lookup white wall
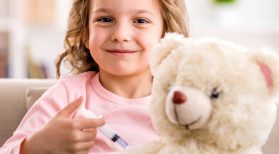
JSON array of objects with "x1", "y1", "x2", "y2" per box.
[
  {"x1": 186, "y1": 0, "x2": 279, "y2": 26},
  {"x1": 22, "y1": 0, "x2": 71, "y2": 78},
  {"x1": 186, "y1": 0, "x2": 279, "y2": 50}
]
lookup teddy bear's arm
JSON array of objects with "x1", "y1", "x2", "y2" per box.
[{"x1": 121, "y1": 140, "x2": 165, "y2": 154}]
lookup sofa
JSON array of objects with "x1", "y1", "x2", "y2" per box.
[
  {"x1": 0, "y1": 79, "x2": 55, "y2": 147},
  {"x1": 0, "y1": 79, "x2": 279, "y2": 153}
]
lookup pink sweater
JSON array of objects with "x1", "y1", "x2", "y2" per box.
[{"x1": 0, "y1": 72, "x2": 158, "y2": 154}]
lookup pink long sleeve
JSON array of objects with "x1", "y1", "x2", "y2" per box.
[{"x1": 0, "y1": 72, "x2": 158, "y2": 154}]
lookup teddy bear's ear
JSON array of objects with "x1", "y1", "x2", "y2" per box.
[
  {"x1": 149, "y1": 33, "x2": 186, "y2": 75},
  {"x1": 251, "y1": 47, "x2": 279, "y2": 96}
]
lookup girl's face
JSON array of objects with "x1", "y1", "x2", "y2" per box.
[{"x1": 88, "y1": 0, "x2": 163, "y2": 77}]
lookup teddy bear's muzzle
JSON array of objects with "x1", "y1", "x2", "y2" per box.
[{"x1": 165, "y1": 86, "x2": 213, "y2": 130}]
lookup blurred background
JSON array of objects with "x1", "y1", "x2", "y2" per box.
[{"x1": 0, "y1": 0, "x2": 278, "y2": 79}]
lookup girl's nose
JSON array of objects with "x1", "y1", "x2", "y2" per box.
[
  {"x1": 172, "y1": 91, "x2": 187, "y2": 104},
  {"x1": 111, "y1": 23, "x2": 132, "y2": 42}
]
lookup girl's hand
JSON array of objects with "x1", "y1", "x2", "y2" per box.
[{"x1": 21, "y1": 97, "x2": 105, "y2": 154}]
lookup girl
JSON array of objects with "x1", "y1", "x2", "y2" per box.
[{"x1": 0, "y1": 0, "x2": 189, "y2": 153}]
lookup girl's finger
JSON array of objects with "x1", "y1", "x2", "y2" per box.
[
  {"x1": 56, "y1": 97, "x2": 83, "y2": 118},
  {"x1": 76, "y1": 150, "x2": 91, "y2": 154},
  {"x1": 77, "y1": 129, "x2": 98, "y2": 142},
  {"x1": 68, "y1": 140, "x2": 95, "y2": 152},
  {"x1": 78, "y1": 140, "x2": 95, "y2": 151},
  {"x1": 74, "y1": 118, "x2": 105, "y2": 130}
]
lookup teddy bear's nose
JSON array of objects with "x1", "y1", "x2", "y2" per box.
[{"x1": 173, "y1": 91, "x2": 187, "y2": 104}]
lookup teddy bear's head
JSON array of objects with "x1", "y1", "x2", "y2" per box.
[{"x1": 149, "y1": 33, "x2": 279, "y2": 150}]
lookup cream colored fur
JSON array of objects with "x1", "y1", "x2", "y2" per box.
[{"x1": 122, "y1": 33, "x2": 279, "y2": 154}]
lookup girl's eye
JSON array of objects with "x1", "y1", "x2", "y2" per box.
[
  {"x1": 97, "y1": 17, "x2": 113, "y2": 23},
  {"x1": 134, "y1": 18, "x2": 150, "y2": 24}
]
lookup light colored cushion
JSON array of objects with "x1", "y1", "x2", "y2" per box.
[{"x1": 25, "y1": 87, "x2": 48, "y2": 109}]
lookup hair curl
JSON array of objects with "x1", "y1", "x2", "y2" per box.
[{"x1": 56, "y1": 0, "x2": 189, "y2": 78}]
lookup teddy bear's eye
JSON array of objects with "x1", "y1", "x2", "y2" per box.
[{"x1": 210, "y1": 87, "x2": 221, "y2": 99}]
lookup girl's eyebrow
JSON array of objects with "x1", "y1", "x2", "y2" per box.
[
  {"x1": 92, "y1": 8, "x2": 110, "y2": 14},
  {"x1": 93, "y1": 8, "x2": 155, "y2": 16}
]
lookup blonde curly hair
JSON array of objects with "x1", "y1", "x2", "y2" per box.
[{"x1": 56, "y1": 0, "x2": 190, "y2": 78}]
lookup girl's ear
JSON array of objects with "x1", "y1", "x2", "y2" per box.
[
  {"x1": 251, "y1": 47, "x2": 279, "y2": 95},
  {"x1": 149, "y1": 32, "x2": 186, "y2": 75}
]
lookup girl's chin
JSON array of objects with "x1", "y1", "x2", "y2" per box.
[{"x1": 102, "y1": 68, "x2": 151, "y2": 77}]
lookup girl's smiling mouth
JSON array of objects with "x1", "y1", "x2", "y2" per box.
[{"x1": 106, "y1": 49, "x2": 137, "y2": 56}]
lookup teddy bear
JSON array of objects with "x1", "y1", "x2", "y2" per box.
[{"x1": 122, "y1": 33, "x2": 279, "y2": 154}]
